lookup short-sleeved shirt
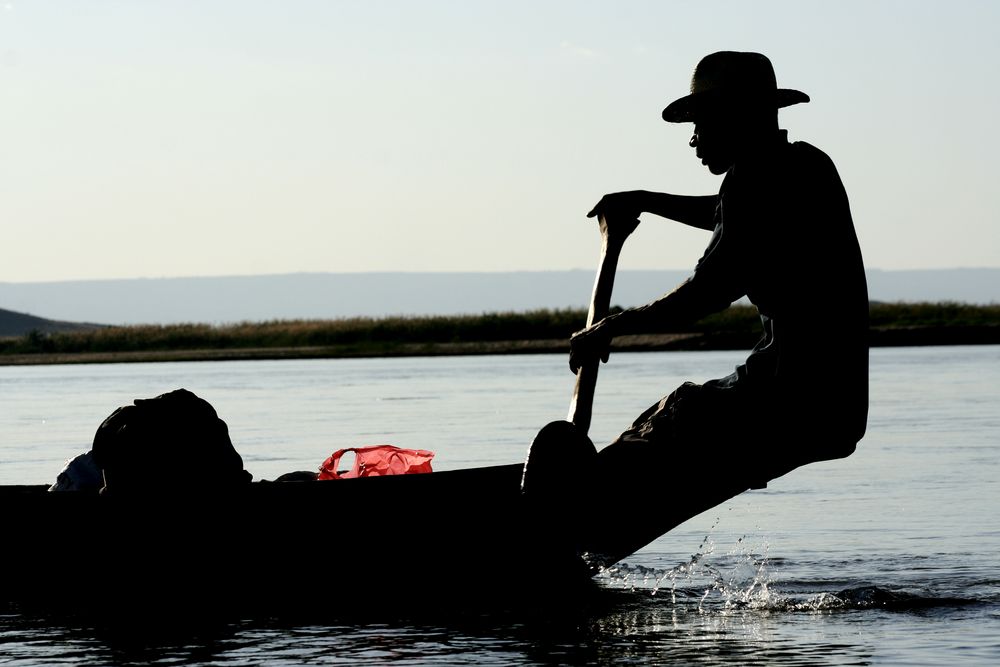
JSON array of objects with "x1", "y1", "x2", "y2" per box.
[{"x1": 668, "y1": 130, "x2": 869, "y2": 447}]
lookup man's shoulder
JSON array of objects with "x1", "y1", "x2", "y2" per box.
[
  {"x1": 787, "y1": 139, "x2": 838, "y2": 172},
  {"x1": 723, "y1": 136, "x2": 845, "y2": 200},
  {"x1": 773, "y1": 139, "x2": 847, "y2": 199}
]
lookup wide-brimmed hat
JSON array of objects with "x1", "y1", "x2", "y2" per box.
[{"x1": 662, "y1": 51, "x2": 809, "y2": 123}]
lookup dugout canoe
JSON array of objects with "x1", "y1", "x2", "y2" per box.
[{"x1": 2, "y1": 449, "x2": 785, "y2": 616}]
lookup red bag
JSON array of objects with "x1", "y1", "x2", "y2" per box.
[{"x1": 318, "y1": 445, "x2": 435, "y2": 480}]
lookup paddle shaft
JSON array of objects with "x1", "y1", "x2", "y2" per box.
[{"x1": 567, "y1": 215, "x2": 632, "y2": 436}]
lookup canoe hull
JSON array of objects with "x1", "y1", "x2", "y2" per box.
[{"x1": 3, "y1": 465, "x2": 594, "y2": 613}]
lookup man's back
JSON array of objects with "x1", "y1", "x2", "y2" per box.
[{"x1": 717, "y1": 133, "x2": 868, "y2": 445}]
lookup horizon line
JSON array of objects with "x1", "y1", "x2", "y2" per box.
[{"x1": 4, "y1": 266, "x2": 1000, "y2": 286}]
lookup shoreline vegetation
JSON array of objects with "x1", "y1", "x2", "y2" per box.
[{"x1": 1, "y1": 302, "x2": 998, "y2": 367}]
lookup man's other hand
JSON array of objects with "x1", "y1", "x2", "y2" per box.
[
  {"x1": 587, "y1": 190, "x2": 648, "y2": 225},
  {"x1": 569, "y1": 320, "x2": 613, "y2": 373}
]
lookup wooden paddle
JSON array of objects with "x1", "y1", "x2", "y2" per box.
[{"x1": 567, "y1": 214, "x2": 638, "y2": 436}]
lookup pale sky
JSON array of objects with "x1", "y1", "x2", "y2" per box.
[{"x1": 2, "y1": 1, "x2": 998, "y2": 282}]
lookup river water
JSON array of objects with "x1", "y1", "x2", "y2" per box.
[{"x1": 1, "y1": 346, "x2": 998, "y2": 665}]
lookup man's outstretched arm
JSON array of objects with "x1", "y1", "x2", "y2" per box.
[{"x1": 588, "y1": 191, "x2": 718, "y2": 231}]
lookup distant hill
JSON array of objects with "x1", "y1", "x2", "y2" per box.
[
  {"x1": 1, "y1": 269, "x2": 997, "y2": 326},
  {"x1": 0, "y1": 308, "x2": 104, "y2": 338}
]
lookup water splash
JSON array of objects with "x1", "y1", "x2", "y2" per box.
[
  {"x1": 699, "y1": 534, "x2": 778, "y2": 614},
  {"x1": 596, "y1": 532, "x2": 976, "y2": 615},
  {"x1": 594, "y1": 518, "x2": 794, "y2": 615},
  {"x1": 592, "y1": 518, "x2": 720, "y2": 603}
]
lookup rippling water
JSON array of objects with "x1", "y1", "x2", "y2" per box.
[{"x1": 2, "y1": 346, "x2": 999, "y2": 665}]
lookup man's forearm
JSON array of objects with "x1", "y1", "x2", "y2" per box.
[
  {"x1": 605, "y1": 298, "x2": 685, "y2": 337},
  {"x1": 604, "y1": 278, "x2": 726, "y2": 337},
  {"x1": 638, "y1": 192, "x2": 718, "y2": 231}
]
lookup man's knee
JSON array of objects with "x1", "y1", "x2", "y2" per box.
[{"x1": 521, "y1": 420, "x2": 597, "y2": 498}]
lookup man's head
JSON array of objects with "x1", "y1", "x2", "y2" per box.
[{"x1": 663, "y1": 52, "x2": 808, "y2": 174}]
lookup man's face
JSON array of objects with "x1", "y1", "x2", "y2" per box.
[{"x1": 689, "y1": 113, "x2": 738, "y2": 175}]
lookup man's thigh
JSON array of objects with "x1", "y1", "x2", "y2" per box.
[{"x1": 613, "y1": 381, "x2": 751, "y2": 449}]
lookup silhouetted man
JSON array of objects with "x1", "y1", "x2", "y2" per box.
[{"x1": 572, "y1": 52, "x2": 868, "y2": 482}]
